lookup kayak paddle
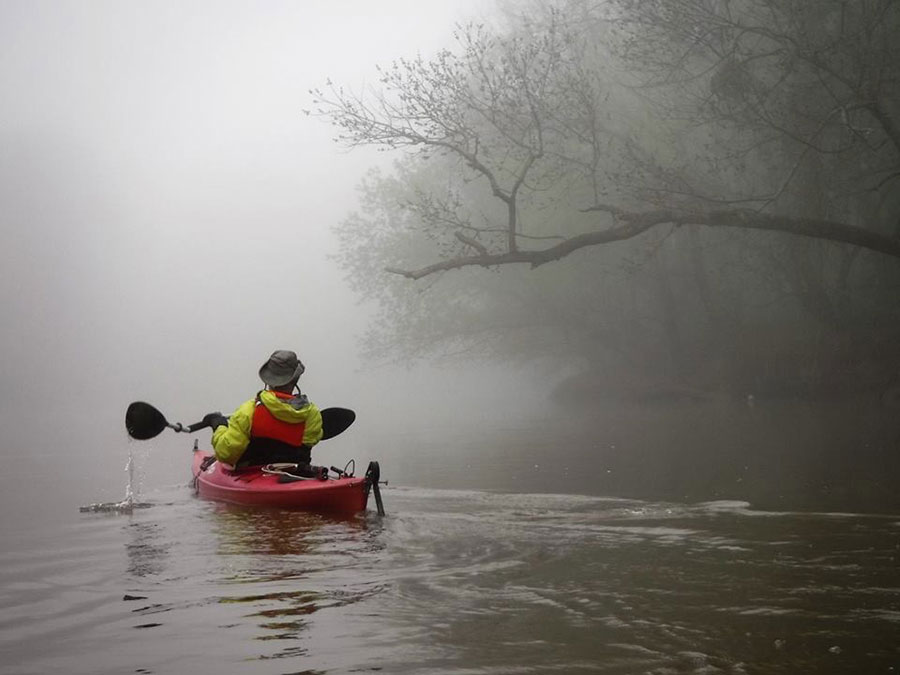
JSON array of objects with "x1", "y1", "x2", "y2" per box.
[
  {"x1": 320, "y1": 407, "x2": 356, "y2": 440},
  {"x1": 125, "y1": 401, "x2": 356, "y2": 441},
  {"x1": 125, "y1": 401, "x2": 206, "y2": 439}
]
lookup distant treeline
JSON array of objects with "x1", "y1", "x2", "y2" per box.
[{"x1": 316, "y1": 0, "x2": 900, "y2": 404}]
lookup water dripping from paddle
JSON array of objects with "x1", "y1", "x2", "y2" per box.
[{"x1": 79, "y1": 438, "x2": 152, "y2": 514}]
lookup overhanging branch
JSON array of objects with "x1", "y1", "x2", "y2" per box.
[{"x1": 384, "y1": 206, "x2": 900, "y2": 279}]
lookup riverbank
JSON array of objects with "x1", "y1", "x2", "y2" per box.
[{"x1": 376, "y1": 399, "x2": 900, "y2": 513}]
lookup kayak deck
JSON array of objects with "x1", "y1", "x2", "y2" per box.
[{"x1": 191, "y1": 451, "x2": 370, "y2": 513}]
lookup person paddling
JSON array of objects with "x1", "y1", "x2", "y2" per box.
[{"x1": 206, "y1": 350, "x2": 324, "y2": 468}]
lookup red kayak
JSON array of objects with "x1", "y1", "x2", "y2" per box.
[{"x1": 191, "y1": 450, "x2": 382, "y2": 514}]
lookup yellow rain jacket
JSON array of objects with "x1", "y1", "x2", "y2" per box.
[{"x1": 211, "y1": 390, "x2": 323, "y2": 465}]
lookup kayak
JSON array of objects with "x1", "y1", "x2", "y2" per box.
[{"x1": 191, "y1": 450, "x2": 381, "y2": 514}]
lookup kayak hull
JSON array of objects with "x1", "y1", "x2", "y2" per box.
[{"x1": 191, "y1": 451, "x2": 369, "y2": 513}]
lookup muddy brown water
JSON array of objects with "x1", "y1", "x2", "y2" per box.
[{"x1": 1, "y1": 401, "x2": 898, "y2": 674}]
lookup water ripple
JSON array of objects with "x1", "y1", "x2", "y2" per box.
[{"x1": 2, "y1": 484, "x2": 899, "y2": 674}]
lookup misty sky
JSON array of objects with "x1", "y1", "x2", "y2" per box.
[{"x1": 1, "y1": 0, "x2": 550, "y2": 480}]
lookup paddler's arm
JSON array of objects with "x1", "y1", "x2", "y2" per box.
[
  {"x1": 211, "y1": 399, "x2": 255, "y2": 465},
  {"x1": 301, "y1": 402, "x2": 323, "y2": 446}
]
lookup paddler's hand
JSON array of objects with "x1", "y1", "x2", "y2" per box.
[{"x1": 202, "y1": 412, "x2": 229, "y2": 430}]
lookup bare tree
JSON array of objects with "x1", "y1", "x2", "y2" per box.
[{"x1": 314, "y1": 3, "x2": 900, "y2": 280}]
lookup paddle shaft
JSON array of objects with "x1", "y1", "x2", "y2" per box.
[
  {"x1": 127, "y1": 401, "x2": 354, "y2": 441},
  {"x1": 169, "y1": 420, "x2": 214, "y2": 434}
]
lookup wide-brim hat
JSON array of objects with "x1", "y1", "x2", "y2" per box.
[{"x1": 258, "y1": 349, "x2": 305, "y2": 387}]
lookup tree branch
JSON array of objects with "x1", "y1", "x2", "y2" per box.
[
  {"x1": 454, "y1": 231, "x2": 489, "y2": 255},
  {"x1": 385, "y1": 206, "x2": 900, "y2": 279}
]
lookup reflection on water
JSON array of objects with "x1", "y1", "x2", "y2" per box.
[
  {"x1": 203, "y1": 504, "x2": 387, "y2": 662},
  {"x1": 209, "y1": 503, "x2": 371, "y2": 557},
  {"x1": 2, "y1": 482, "x2": 899, "y2": 674},
  {"x1": 125, "y1": 521, "x2": 169, "y2": 577}
]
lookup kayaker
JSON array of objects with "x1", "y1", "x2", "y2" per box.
[{"x1": 205, "y1": 350, "x2": 324, "y2": 468}]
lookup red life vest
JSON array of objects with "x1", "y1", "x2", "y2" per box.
[{"x1": 250, "y1": 391, "x2": 306, "y2": 447}]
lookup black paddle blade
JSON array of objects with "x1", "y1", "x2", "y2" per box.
[
  {"x1": 125, "y1": 401, "x2": 169, "y2": 440},
  {"x1": 320, "y1": 407, "x2": 356, "y2": 440}
]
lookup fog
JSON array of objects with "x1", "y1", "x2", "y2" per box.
[
  {"x1": 1, "y1": 1, "x2": 545, "y2": 504},
  {"x1": 3, "y1": 7, "x2": 899, "y2": 674},
  {"x1": 3, "y1": 2, "x2": 898, "y2": 518}
]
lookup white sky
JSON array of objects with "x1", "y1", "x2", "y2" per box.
[{"x1": 1, "y1": 1, "x2": 547, "y2": 475}]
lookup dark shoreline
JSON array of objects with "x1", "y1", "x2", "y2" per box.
[{"x1": 385, "y1": 399, "x2": 900, "y2": 514}]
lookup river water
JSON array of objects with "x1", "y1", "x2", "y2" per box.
[{"x1": 1, "y1": 404, "x2": 899, "y2": 674}]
